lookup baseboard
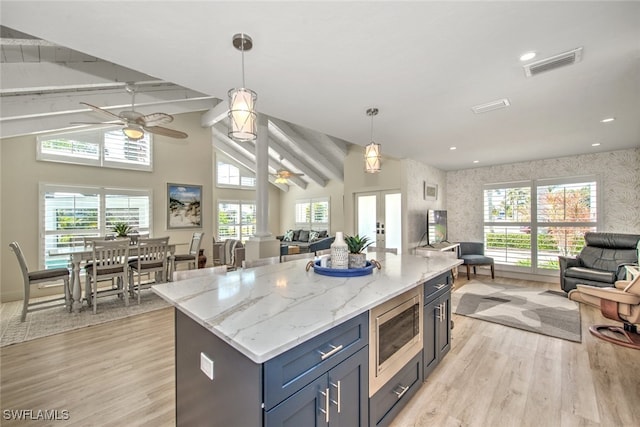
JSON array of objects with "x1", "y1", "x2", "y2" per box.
[{"x1": 456, "y1": 266, "x2": 558, "y2": 284}]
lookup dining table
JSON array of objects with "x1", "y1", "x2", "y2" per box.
[{"x1": 49, "y1": 242, "x2": 177, "y2": 313}]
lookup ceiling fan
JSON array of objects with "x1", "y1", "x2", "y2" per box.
[
  {"x1": 271, "y1": 157, "x2": 304, "y2": 184},
  {"x1": 73, "y1": 82, "x2": 188, "y2": 140}
]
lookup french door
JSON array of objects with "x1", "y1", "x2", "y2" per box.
[{"x1": 355, "y1": 191, "x2": 401, "y2": 252}]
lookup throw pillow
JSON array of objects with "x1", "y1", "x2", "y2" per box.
[
  {"x1": 319, "y1": 230, "x2": 328, "y2": 238},
  {"x1": 283, "y1": 230, "x2": 294, "y2": 242},
  {"x1": 309, "y1": 231, "x2": 320, "y2": 242},
  {"x1": 293, "y1": 229, "x2": 302, "y2": 241},
  {"x1": 298, "y1": 230, "x2": 310, "y2": 242}
]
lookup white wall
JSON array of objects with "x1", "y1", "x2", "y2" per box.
[
  {"x1": 1, "y1": 112, "x2": 214, "y2": 302},
  {"x1": 401, "y1": 159, "x2": 447, "y2": 251}
]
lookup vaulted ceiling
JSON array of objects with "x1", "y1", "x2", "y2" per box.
[{"x1": 1, "y1": 1, "x2": 639, "y2": 179}]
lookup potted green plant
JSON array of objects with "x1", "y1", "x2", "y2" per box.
[
  {"x1": 345, "y1": 234, "x2": 373, "y2": 269},
  {"x1": 111, "y1": 222, "x2": 133, "y2": 238}
]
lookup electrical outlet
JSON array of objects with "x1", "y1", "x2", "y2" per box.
[{"x1": 200, "y1": 352, "x2": 214, "y2": 380}]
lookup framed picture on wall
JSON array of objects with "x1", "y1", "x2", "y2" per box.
[
  {"x1": 167, "y1": 183, "x2": 202, "y2": 229},
  {"x1": 424, "y1": 182, "x2": 438, "y2": 200}
]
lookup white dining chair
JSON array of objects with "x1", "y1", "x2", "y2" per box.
[
  {"x1": 173, "y1": 232, "x2": 204, "y2": 271},
  {"x1": 85, "y1": 239, "x2": 130, "y2": 314},
  {"x1": 9, "y1": 241, "x2": 71, "y2": 321},
  {"x1": 129, "y1": 237, "x2": 170, "y2": 304}
]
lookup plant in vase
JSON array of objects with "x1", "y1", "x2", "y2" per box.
[
  {"x1": 111, "y1": 222, "x2": 133, "y2": 238},
  {"x1": 345, "y1": 234, "x2": 373, "y2": 269}
]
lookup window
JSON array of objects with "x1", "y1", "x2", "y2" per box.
[
  {"x1": 483, "y1": 176, "x2": 598, "y2": 274},
  {"x1": 217, "y1": 201, "x2": 256, "y2": 242},
  {"x1": 38, "y1": 127, "x2": 152, "y2": 171},
  {"x1": 41, "y1": 184, "x2": 151, "y2": 269},
  {"x1": 295, "y1": 198, "x2": 330, "y2": 231},
  {"x1": 216, "y1": 159, "x2": 255, "y2": 188}
]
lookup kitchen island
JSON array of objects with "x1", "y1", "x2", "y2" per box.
[{"x1": 153, "y1": 252, "x2": 462, "y2": 426}]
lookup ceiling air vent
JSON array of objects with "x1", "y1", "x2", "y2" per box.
[
  {"x1": 471, "y1": 98, "x2": 510, "y2": 114},
  {"x1": 523, "y1": 47, "x2": 583, "y2": 77}
]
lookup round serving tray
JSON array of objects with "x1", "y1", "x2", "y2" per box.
[{"x1": 306, "y1": 259, "x2": 380, "y2": 277}]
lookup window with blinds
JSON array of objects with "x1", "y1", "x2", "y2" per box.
[
  {"x1": 41, "y1": 185, "x2": 151, "y2": 269},
  {"x1": 483, "y1": 176, "x2": 598, "y2": 274},
  {"x1": 295, "y1": 198, "x2": 329, "y2": 231},
  {"x1": 217, "y1": 201, "x2": 256, "y2": 242},
  {"x1": 37, "y1": 127, "x2": 152, "y2": 171}
]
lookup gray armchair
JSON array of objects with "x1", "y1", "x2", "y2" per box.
[
  {"x1": 559, "y1": 232, "x2": 640, "y2": 292},
  {"x1": 458, "y1": 242, "x2": 495, "y2": 280}
]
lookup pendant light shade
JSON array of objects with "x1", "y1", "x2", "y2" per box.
[
  {"x1": 228, "y1": 33, "x2": 257, "y2": 142},
  {"x1": 364, "y1": 108, "x2": 381, "y2": 173}
]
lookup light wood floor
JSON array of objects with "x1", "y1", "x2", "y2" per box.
[{"x1": 1, "y1": 276, "x2": 638, "y2": 427}]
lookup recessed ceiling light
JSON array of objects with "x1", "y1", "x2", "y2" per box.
[
  {"x1": 450, "y1": 146, "x2": 457, "y2": 150},
  {"x1": 520, "y1": 51, "x2": 536, "y2": 61},
  {"x1": 592, "y1": 143, "x2": 601, "y2": 147},
  {"x1": 473, "y1": 160, "x2": 479, "y2": 164},
  {"x1": 600, "y1": 117, "x2": 615, "y2": 123}
]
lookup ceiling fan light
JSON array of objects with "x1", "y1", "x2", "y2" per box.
[
  {"x1": 274, "y1": 176, "x2": 288, "y2": 184},
  {"x1": 122, "y1": 124, "x2": 144, "y2": 140},
  {"x1": 228, "y1": 87, "x2": 257, "y2": 141},
  {"x1": 364, "y1": 142, "x2": 381, "y2": 173}
]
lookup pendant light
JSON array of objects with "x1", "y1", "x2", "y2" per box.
[
  {"x1": 228, "y1": 33, "x2": 257, "y2": 142},
  {"x1": 364, "y1": 107, "x2": 381, "y2": 173}
]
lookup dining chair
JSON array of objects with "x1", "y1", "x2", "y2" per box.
[
  {"x1": 281, "y1": 252, "x2": 315, "y2": 262},
  {"x1": 82, "y1": 235, "x2": 125, "y2": 301},
  {"x1": 129, "y1": 237, "x2": 170, "y2": 304},
  {"x1": 9, "y1": 241, "x2": 71, "y2": 322},
  {"x1": 367, "y1": 247, "x2": 398, "y2": 254},
  {"x1": 173, "y1": 232, "x2": 204, "y2": 271},
  {"x1": 85, "y1": 239, "x2": 130, "y2": 314},
  {"x1": 242, "y1": 256, "x2": 280, "y2": 269}
]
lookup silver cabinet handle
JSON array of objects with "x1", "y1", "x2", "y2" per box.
[
  {"x1": 435, "y1": 283, "x2": 446, "y2": 289},
  {"x1": 319, "y1": 387, "x2": 330, "y2": 423},
  {"x1": 436, "y1": 303, "x2": 443, "y2": 321},
  {"x1": 319, "y1": 344, "x2": 343, "y2": 360},
  {"x1": 330, "y1": 380, "x2": 341, "y2": 413},
  {"x1": 393, "y1": 384, "x2": 409, "y2": 399}
]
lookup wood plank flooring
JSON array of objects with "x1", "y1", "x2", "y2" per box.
[{"x1": 1, "y1": 276, "x2": 638, "y2": 426}]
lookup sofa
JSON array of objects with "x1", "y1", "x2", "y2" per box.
[
  {"x1": 277, "y1": 229, "x2": 335, "y2": 255},
  {"x1": 559, "y1": 232, "x2": 640, "y2": 292}
]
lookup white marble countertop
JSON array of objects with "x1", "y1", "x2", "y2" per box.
[{"x1": 153, "y1": 252, "x2": 462, "y2": 364}]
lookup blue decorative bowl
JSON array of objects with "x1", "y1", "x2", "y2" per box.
[{"x1": 311, "y1": 260, "x2": 376, "y2": 277}]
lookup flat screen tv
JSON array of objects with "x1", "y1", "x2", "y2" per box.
[{"x1": 427, "y1": 210, "x2": 448, "y2": 245}]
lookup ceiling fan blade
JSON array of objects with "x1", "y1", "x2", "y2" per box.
[
  {"x1": 144, "y1": 126, "x2": 188, "y2": 139},
  {"x1": 140, "y1": 112, "x2": 173, "y2": 127},
  {"x1": 80, "y1": 102, "x2": 122, "y2": 121}
]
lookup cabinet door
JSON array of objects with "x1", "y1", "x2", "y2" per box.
[
  {"x1": 265, "y1": 375, "x2": 328, "y2": 427},
  {"x1": 328, "y1": 347, "x2": 368, "y2": 427},
  {"x1": 437, "y1": 292, "x2": 451, "y2": 358},
  {"x1": 423, "y1": 298, "x2": 438, "y2": 379}
]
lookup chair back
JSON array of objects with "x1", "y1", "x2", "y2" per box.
[
  {"x1": 458, "y1": 242, "x2": 485, "y2": 257},
  {"x1": 134, "y1": 237, "x2": 170, "y2": 269},
  {"x1": 9, "y1": 241, "x2": 30, "y2": 281},
  {"x1": 242, "y1": 257, "x2": 280, "y2": 269},
  {"x1": 91, "y1": 239, "x2": 130, "y2": 273},
  {"x1": 188, "y1": 232, "x2": 204, "y2": 256}
]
